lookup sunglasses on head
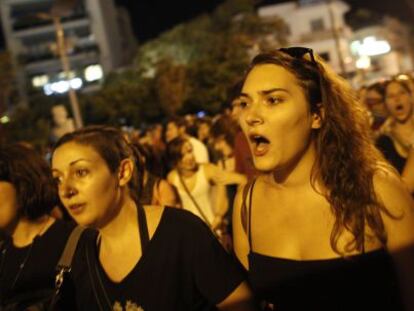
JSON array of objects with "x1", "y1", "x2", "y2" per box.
[{"x1": 279, "y1": 47, "x2": 316, "y2": 64}]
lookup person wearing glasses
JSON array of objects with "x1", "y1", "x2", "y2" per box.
[
  {"x1": 232, "y1": 48, "x2": 414, "y2": 311},
  {"x1": 51, "y1": 125, "x2": 256, "y2": 311}
]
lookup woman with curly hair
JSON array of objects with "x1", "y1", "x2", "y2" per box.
[{"x1": 232, "y1": 47, "x2": 414, "y2": 310}]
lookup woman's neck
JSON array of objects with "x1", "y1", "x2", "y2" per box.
[
  {"x1": 11, "y1": 215, "x2": 53, "y2": 247},
  {"x1": 178, "y1": 166, "x2": 198, "y2": 178},
  {"x1": 392, "y1": 116, "x2": 414, "y2": 132},
  {"x1": 271, "y1": 141, "x2": 317, "y2": 189},
  {"x1": 99, "y1": 197, "x2": 138, "y2": 244}
]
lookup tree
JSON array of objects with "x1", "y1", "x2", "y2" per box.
[{"x1": 132, "y1": 0, "x2": 288, "y2": 116}]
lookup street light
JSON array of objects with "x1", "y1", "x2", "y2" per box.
[{"x1": 36, "y1": 0, "x2": 83, "y2": 129}]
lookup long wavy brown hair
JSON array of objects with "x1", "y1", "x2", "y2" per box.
[{"x1": 243, "y1": 49, "x2": 396, "y2": 254}]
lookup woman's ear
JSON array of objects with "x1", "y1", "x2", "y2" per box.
[
  {"x1": 118, "y1": 158, "x2": 134, "y2": 186},
  {"x1": 311, "y1": 105, "x2": 324, "y2": 129}
]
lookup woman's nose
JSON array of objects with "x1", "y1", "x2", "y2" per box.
[
  {"x1": 244, "y1": 104, "x2": 264, "y2": 127},
  {"x1": 61, "y1": 181, "x2": 78, "y2": 199}
]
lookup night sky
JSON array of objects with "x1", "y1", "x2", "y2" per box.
[
  {"x1": 117, "y1": 0, "x2": 414, "y2": 43},
  {"x1": 0, "y1": 0, "x2": 412, "y2": 49}
]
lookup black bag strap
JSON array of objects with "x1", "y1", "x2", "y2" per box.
[
  {"x1": 56, "y1": 225, "x2": 86, "y2": 270},
  {"x1": 48, "y1": 225, "x2": 86, "y2": 311},
  {"x1": 177, "y1": 170, "x2": 213, "y2": 229}
]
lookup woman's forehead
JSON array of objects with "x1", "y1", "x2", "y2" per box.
[{"x1": 243, "y1": 64, "x2": 297, "y2": 93}]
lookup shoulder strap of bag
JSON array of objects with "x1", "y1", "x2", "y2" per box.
[
  {"x1": 178, "y1": 170, "x2": 213, "y2": 229},
  {"x1": 47, "y1": 225, "x2": 87, "y2": 311},
  {"x1": 56, "y1": 225, "x2": 87, "y2": 270}
]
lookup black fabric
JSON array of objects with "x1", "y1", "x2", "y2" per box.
[
  {"x1": 70, "y1": 207, "x2": 245, "y2": 311},
  {"x1": 376, "y1": 134, "x2": 406, "y2": 173},
  {"x1": 139, "y1": 174, "x2": 160, "y2": 205},
  {"x1": 248, "y1": 250, "x2": 403, "y2": 311},
  {"x1": 137, "y1": 204, "x2": 149, "y2": 251},
  {"x1": 0, "y1": 220, "x2": 77, "y2": 310}
]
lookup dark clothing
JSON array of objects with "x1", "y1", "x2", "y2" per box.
[
  {"x1": 70, "y1": 207, "x2": 245, "y2": 310},
  {"x1": 0, "y1": 220, "x2": 77, "y2": 309},
  {"x1": 245, "y1": 181, "x2": 403, "y2": 311},
  {"x1": 248, "y1": 250, "x2": 403, "y2": 311},
  {"x1": 140, "y1": 173, "x2": 161, "y2": 205},
  {"x1": 376, "y1": 134, "x2": 406, "y2": 173}
]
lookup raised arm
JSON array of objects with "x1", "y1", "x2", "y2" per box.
[{"x1": 204, "y1": 163, "x2": 247, "y2": 186}]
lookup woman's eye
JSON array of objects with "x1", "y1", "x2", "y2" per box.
[
  {"x1": 266, "y1": 96, "x2": 283, "y2": 105},
  {"x1": 75, "y1": 168, "x2": 89, "y2": 177},
  {"x1": 238, "y1": 100, "x2": 249, "y2": 109}
]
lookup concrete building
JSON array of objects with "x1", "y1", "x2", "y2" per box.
[
  {"x1": 258, "y1": 0, "x2": 355, "y2": 75},
  {"x1": 0, "y1": 0, "x2": 136, "y2": 102},
  {"x1": 349, "y1": 15, "x2": 414, "y2": 85}
]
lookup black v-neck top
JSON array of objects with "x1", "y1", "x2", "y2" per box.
[{"x1": 70, "y1": 207, "x2": 245, "y2": 311}]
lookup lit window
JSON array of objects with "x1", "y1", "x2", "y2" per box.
[{"x1": 310, "y1": 18, "x2": 325, "y2": 32}]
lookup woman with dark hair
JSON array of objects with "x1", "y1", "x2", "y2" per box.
[
  {"x1": 232, "y1": 48, "x2": 414, "y2": 310},
  {"x1": 376, "y1": 78, "x2": 414, "y2": 175},
  {"x1": 0, "y1": 143, "x2": 76, "y2": 309},
  {"x1": 51, "y1": 125, "x2": 255, "y2": 310}
]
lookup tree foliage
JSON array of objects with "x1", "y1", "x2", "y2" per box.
[{"x1": 5, "y1": 0, "x2": 288, "y2": 145}]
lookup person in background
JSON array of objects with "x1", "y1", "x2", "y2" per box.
[
  {"x1": 0, "y1": 143, "x2": 77, "y2": 310},
  {"x1": 52, "y1": 125, "x2": 256, "y2": 310},
  {"x1": 364, "y1": 81, "x2": 388, "y2": 133},
  {"x1": 376, "y1": 78, "x2": 414, "y2": 174},
  {"x1": 233, "y1": 47, "x2": 414, "y2": 311},
  {"x1": 167, "y1": 136, "x2": 247, "y2": 232},
  {"x1": 165, "y1": 116, "x2": 210, "y2": 164}
]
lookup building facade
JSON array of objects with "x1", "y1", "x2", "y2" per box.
[
  {"x1": 258, "y1": 0, "x2": 355, "y2": 75},
  {"x1": 0, "y1": 0, "x2": 136, "y2": 102}
]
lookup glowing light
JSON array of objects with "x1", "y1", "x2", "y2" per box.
[
  {"x1": 43, "y1": 78, "x2": 83, "y2": 95},
  {"x1": 43, "y1": 84, "x2": 53, "y2": 96},
  {"x1": 356, "y1": 55, "x2": 371, "y2": 69},
  {"x1": 32, "y1": 75, "x2": 49, "y2": 88},
  {"x1": 70, "y1": 78, "x2": 83, "y2": 89},
  {"x1": 351, "y1": 36, "x2": 391, "y2": 57},
  {"x1": 0, "y1": 116, "x2": 10, "y2": 124},
  {"x1": 84, "y1": 64, "x2": 103, "y2": 82}
]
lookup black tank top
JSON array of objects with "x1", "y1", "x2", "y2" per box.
[{"x1": 244, "y1": 180, "x2": 403, "y2": 311}]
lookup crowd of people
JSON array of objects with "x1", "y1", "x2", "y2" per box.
[{"x1": 1, "y1": 46, "x2": 414, "y2": 311}]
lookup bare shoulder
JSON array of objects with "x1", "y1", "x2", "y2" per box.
[
  {"x1": 373, "y1": 168, "x2": 413, "y2": 216},
  {"x1": 373, "y1": 169, "x2": 414, "y2": 250},
  {"x1": 143, "y1": 205, "x2": 165, "y2": 239},
  {"x1": 167, "y1": 170, "x2": 177, "y2": 183}
]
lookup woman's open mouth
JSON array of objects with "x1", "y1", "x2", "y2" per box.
[{"x1": 249, "y1": 134, "x2": 270, "y2": 156}]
